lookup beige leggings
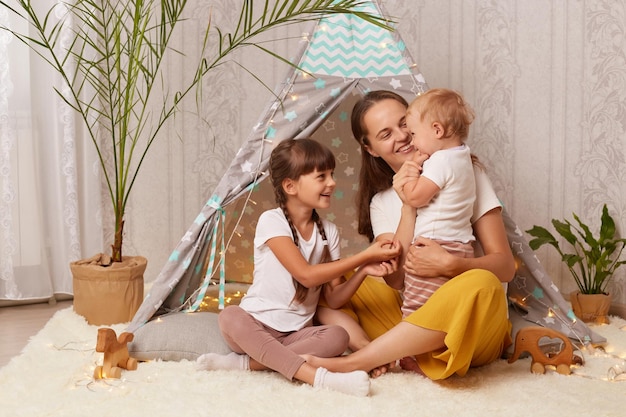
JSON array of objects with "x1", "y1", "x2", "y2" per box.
[{"x1": 218, "y1": 305, "x2": 349, "y2": 380}]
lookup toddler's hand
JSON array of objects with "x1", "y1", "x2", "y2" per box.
[{"x1": 360, "y1": 258, "x2": 398, "y2": 277}]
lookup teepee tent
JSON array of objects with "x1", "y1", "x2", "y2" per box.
[{"x1": 127, "y1": 0, "x2": 603, "y2": 344}]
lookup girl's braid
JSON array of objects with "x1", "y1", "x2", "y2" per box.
[{"x1": 312, "y1": 210, "x2": 332, "y2": 264}]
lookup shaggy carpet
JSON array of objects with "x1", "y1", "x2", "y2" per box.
[{"x1": 0, "y1": 308, "x2": 625, "y2": 417}]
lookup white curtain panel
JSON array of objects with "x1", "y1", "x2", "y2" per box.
[{"x1": 0, "y1": 1, "x2": 102, "y2": 303}]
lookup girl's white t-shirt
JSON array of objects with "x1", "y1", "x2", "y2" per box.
[{"x1": 239, "y1": 208, "x2": 340, "y2": 332}]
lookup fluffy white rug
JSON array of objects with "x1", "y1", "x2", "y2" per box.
[{"x1": 1, "y1": 308, "x2": 625, "y2": 417}]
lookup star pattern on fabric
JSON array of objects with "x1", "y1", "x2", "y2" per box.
[
  {"x1": 339, "y1": 111, "x2": 348, "y2": 121},
  {"x1": 330, "y1": 87, "x2": 341, "y2": 98},
  {"x1": 336, "y1": 152, "x2": 348, "y2": 163},
  {"x1": 389, "y1": 78, "x2": 402, "y2": 89},
  {"x1": 331, "y1": 137, "x2": 342, "y2": 148},
  {"x1": 265, "y1": 126, "x2": 276, "y2": 139},
  {"x1": 284, "y1": 111, "x2": 297, "y2": 122},
  {"x1": 182, "y1": 231, "x2": 193, "y2": 242},
  {"x1": 512, "y1": 241, "x2": 523, "y2": 255},
  {"x1": 334, "y1": 190, "x2": 344, "y2": 200},
  {"x1": 513, "y1": 275, "x2": 527, "y2": 289},
  {"x1": 169, "y1": 250, "x2": 180, "y2": 262},
  {"x1": 241, "y1": 160, "x2": 253, "y2": 173},
  {"x1": 532, "y1": 286, "x2": 545, "y2": 299},
  {"x1": 411, "y1": 83, "x2": 426, "y2": 96},
  {"x1": 314, "y1": 77, "x2": 326, "y2": 89},
  {"x1": 343, "y1": 165, "x2": 355, "y2": 176},
  {"x1": 322, "y1": 119, "x2": 335, "y2": 131}
]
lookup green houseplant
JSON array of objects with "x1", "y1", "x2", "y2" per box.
[
  {"x1": 526, "y1": 204, "x2": 626, "y2": 323},
  {"x1": 0, "y1": 0, "x2": 387, "y2": 324}
]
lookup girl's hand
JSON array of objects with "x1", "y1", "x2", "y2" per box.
[
  {"x1": 366, "y1": 239, "x2": 401, "y2": 262},
  {"x1": 404, "y1": 236, "x2": 454, "y2": 278},
  {"x1": 359, "y1": 258, "x2": 398, "y2": 277}
]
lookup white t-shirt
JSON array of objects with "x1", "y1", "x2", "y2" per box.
[
  {"x1": 371, "y1": 164, "x2": 501, "y2": 249},
  {"x1": 371, "y1": 165, "x2": 508, "y2": 306},
  {"x1": 413, "y1": 144, "x2": 475, "y2": 243},
  {"x1": 239, "y1": 208, "x2": 340, "y2": 332}
]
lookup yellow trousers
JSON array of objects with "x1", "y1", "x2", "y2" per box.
[{"x1": 334, "y1": 269, "x2": 512, "y2": 380}]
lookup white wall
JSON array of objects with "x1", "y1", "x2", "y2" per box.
[{"x1": 112, "y1": 0, "x2": 626, "y2": 309}]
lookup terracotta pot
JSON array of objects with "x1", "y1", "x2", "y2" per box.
[
  {"x1": 570, "y1": 291, "x2": 611, "y2": 324},
  {"x1": 71, "y1": 255, "x2": 146, "y2": 325}
]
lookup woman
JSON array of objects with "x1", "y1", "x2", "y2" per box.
[{"x1": 311, "y1": 90, "x2": 515, "y2": 380}]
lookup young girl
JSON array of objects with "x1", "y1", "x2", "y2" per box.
[{"x1": 196, "y1": 138, "x2": 401, "y2": 396}]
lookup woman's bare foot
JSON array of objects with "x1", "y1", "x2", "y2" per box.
[{"x1": 369, "y1": 362, "x2": 394, "y2": 378}]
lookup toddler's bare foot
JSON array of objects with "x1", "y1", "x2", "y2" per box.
[{"x1": 399, "y1": 356, "x2": 424, "y2": 375}]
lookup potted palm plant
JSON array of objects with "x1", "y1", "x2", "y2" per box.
[
  {"x1": 526, "y1": 204, "x2": 626, "y2": 324},
  {"x1": 0, "y1": 0, "x2": 387, "y2": 324}
]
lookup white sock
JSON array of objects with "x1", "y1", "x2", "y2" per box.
[
  {"x1": 195, "y1": 352, "x2": 250, "y2": 371},
  {"x1": 313, "y1": 367, "x2": 370, "y2": 397}
]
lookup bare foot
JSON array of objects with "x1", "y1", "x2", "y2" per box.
[
  {"x1": 369, "y1": 362, "x2": 395, "y2": 378},
  {"x1": 399, "y1": 356, "x2": 424, "y2": 375}
]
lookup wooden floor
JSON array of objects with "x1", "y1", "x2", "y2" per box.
[{"x1": 0, "y1": 299, "x2": 73, "y2": 368}]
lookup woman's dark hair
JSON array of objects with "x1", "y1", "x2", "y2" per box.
[{"x1": 351, "y1": 91, "x2": 408, "y2": 242}]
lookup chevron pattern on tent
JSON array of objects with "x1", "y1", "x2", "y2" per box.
[{"x1": 299, "y1": 2, "x2": 411, "y2": 78}]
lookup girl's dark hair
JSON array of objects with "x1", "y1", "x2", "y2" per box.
[
  {"x1": 269, "y1": 138, "x2": 335, "y2": 304},
  {"x1": 351, "y1": 91, "x2": 408, "y2": 242}
]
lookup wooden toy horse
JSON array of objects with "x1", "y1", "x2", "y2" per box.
[{"x1": 93, "y1": 328, "x2": 138, "y2": 379}]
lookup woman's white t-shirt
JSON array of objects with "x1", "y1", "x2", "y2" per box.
[{"x1": 239, "y1": 208, "x2": 340, "y2": 332}]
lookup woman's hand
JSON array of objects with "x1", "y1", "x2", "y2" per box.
[{"x1": 403, "y1": 237, "x2": 455, "y2": 278}]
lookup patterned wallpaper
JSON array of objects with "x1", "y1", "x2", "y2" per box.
[{"x1": 106, "y1": 0, "x2": 626, "y2": 308}]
